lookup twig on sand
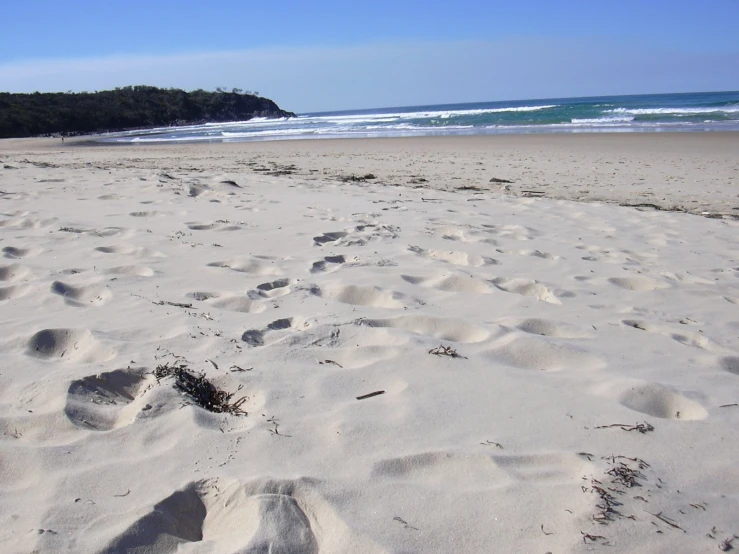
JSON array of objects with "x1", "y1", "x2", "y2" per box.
[
  {"x1": 356, "y1": 391, "x2": 385, "y2": 400},
  {"x1": 220, "y1": 179, "x2": 241, "y2": 187},
  {"x1": 645, "y1": 511, "x2": 686, "y2": 532},
  {"x1": 595, "y1": 422, "x2": 654, "y2": 434},
  {"x1": 619, "y1": 202, "x2": 686, "y2": 213},
  {"x1": 113, "y1": 490, "x2": 131, "y2": 497},
  {"x1": 457, "y1": 185, "x2": 483, "y2": 191},
  {"x1": 154, "y1": 300, "x2": 194, "y2": 309},
  {"x1": 541, "y1": 524, "x2": 554, "y2": 536},
  {"x1": 230, "y1": 365, "x2": 253, "y2": 372},
  {"x1": 393, "y1": 516, "x2": 419, "y2": 530},
  {"x1": 719, "y1": 403, "x2": 738, "y2": 408},
  {"x1": 581, "y1": 531, "x2": 608, "y2": 544},
  {"x1": 429, "y1": 345, "x2": 467, "y2": 359},
  {"x1": 319, "y1": 359, "x2": 344, "y2": 368}
]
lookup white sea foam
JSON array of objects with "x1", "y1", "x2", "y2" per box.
[
  {"x1": 607, "y1": 105, "x2": 739, "y2": 115},
  {"x1": 571, "y1": 116, "x2": 635, "y2": 124},
  {"x1": 304, "y1": 105, "x2": 558, "y2": 124}
]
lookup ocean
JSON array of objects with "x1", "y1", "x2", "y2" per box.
[{"x1": 100, "y1": 91, "x2": 739, "y2": 144}]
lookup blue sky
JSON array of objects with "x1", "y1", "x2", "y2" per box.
[{"x1": 1, "y1": 0, "x2": 737, "y2": 112}]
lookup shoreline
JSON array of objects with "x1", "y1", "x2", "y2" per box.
[{"x1": 4, "y1": 132, "x2": 738, "y2": 217}]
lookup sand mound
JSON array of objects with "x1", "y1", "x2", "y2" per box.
[
  {"x1": 208, "y1": 258, "x2": 280, "y2": 275},
  {"x1": 0, "y1": 263, "x2": 31, "y2": 282},
  {"x1": 211, "y1": 295, "x2": 266, "y2": 313},
  {"x1": 362, "y1": 315, "x2": 490, "y2": 343},
  {"x1": 26, "y1": 329, "x2": 115, "y2": 363},
  {"x1": 51, "y1": 281, "x2": 112, "y2": 306},
  {"x1": 619, "y1": 383, "x2": 708, "y2": 420},
  {"x1": 0, "y1": 284, "x2": 30, "y2": 301},
  {"x1": 491, "y1": 277, "x2": 561, "y2": 304},
  {"x1": 609, "y1": 276, "x2": 669, "y2": 291},
  {"x1": 720, "y1": 356, "x2": 739, "y2": 375},
  {"x1": 486, "y1": 335, "x2": 604, "y2": 371},
  {"x1": 314, "y1": 284, "x2": 407, "y2": 309},
  {"x1": 514, "y1": 318, "x2": 593, "y2": 338}
]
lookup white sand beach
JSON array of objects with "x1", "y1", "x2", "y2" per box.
[{"x1": 1, "y1": 134, "x2": 738, "y2": 553}]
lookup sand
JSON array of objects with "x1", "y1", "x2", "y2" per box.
[{"x1": 1, "y1": 134, "x2": 738, "y2": 553}]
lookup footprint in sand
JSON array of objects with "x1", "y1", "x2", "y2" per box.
[
  {"x1": 408, "y1": 245, "x2": 497, "y2": 267},
  {"x1": 373, "y1": 450, "x2": 592, "y2": 489},
  {"x1": 0, "y1": 263, "x2": 31, "y2": 282},
  {"x1": 186, "y1": 221, "x2": 243, "y2": 231},
  {"x1": 0, "y1": 215, "x2": 52, "y2": 229},
  {"x1": 94, "y1": 226, "x2": 134, "y2": 238},
  {"x1": 106, "y1": 265, "x2": 155, "y2": 277},
  {"x1": 491, "y1": 277, "x2": 561, "y2": 304},
  {"x1": 2, "y1": 246, "x2": 41, "y2": 259},
  {"x1": 0, "y1": 284, "x2": 30, "y2": 301},
  {"x1": 95, "y1": 245, "x2": 139, "y2": 255},
  {"x1": 26, "y1": 328, "x2": 116, "y2": 363},
  {"x1": 719, "y1": 356, "x2": 739, "y2": 376},
  {"x1": 186, "y1": 291, "x2": 266, "y2": 313},
  {"x1": 312, "y1": 283, "x2": 408, "y2": 309},
  {"x1": 242, "y1": 317, "x2": 310, "y2": 347},
  {"x1": 506, "y1": 318, "x2": 594, "y2": 339},
  {"x1": 360, "y1": 314, "x2": 490, "y2": 343},
  {"x1": 431, "y1": 225, "x2": 497, "y2": 243},
  {"x1": 402, "y1": 273, "x2": 493, "y2": 294},
  {"x1": 609, "y1": 276, "x2": 670, "y2": 291},
  {"x1": 311, "y1": 345, "x2": 401, "y2": 370},
  {"x1": 51, "y1": 281, "x2": 112, "y2": 306},
  {"x1": 485, "y1": 334, "x2": 604, "y2": 371},
  {"x1": 622, "y1": 319, "x2": 718, "y2": 351},
  {"x1": 95, "y1": 478, "x2": 371, "y2": 554},
  {"x1": 481, "y1": 223, "x2": 540, "y2": 241},
  {"x1": 313, "y1": 231, "x2": 349, "y2": 245},
  {"x1": 212, "y1": 295, "x2": 266, "y2": 314},
  {"x1": 95, "y1": 245, "x2": 166, "y2": 258},
  {"x1": 310, "y1": 255, "x2": 346, "y2": 273},
  {"x1": 64, "y1": 368, "x2": 152, "y2": 430},
  {"x1": 256, "y1": 278, "x2": 292, "y2": 298},
  {"x1": 496, "y1": 248, "x2": 560, "y2": 261},
  {"x1": 187, "y1": 291, "x2": 220, "y2": 301},
  {"x1": 208, "y1": 258, "x2": 280, "y2": 276},
  {"x1": 129, "y1": 210, "x2": 160, "y2": 218}
]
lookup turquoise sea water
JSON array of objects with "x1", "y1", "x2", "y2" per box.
[{"x1": 100, "y1": 91, "x2": 739, "y2": 144}]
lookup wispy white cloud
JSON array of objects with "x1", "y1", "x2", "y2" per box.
[{"x1": 1, "y1": 39, "x2": 737, "y2": 112}]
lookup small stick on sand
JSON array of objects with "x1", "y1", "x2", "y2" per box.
[
  {"x1": 356, "y1": 391, "x2": 385, "y2": 400},
  {"x1": 595, "y1": 422, "x2": 654, "y2": 434},
  {"x1": 320, "y1": 360, "x2": 344, "y2": 368},
  {"x1": 429, "y1": 345, "x2": 467, "y2": 359},
  {"x1": 154, "y1": 300, "x2": 194, "y2": 309},
  {"x1": 645, "y1": 511, "x2": 686, "y2": 532},
  {"x1": 581, "y1": 531, "x2": 607, "y2": 544},
  {"x1": 230, "y1": 365, "x2": 253, "y2": 372}
]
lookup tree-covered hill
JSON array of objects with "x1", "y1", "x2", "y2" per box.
[{"x1": 0, "y1": 86, "x2": 295, "y2": 138}]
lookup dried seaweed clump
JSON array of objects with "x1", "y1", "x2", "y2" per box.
[{"x1": 154, "y1": 362, "x2": 247, "y2": 415}]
